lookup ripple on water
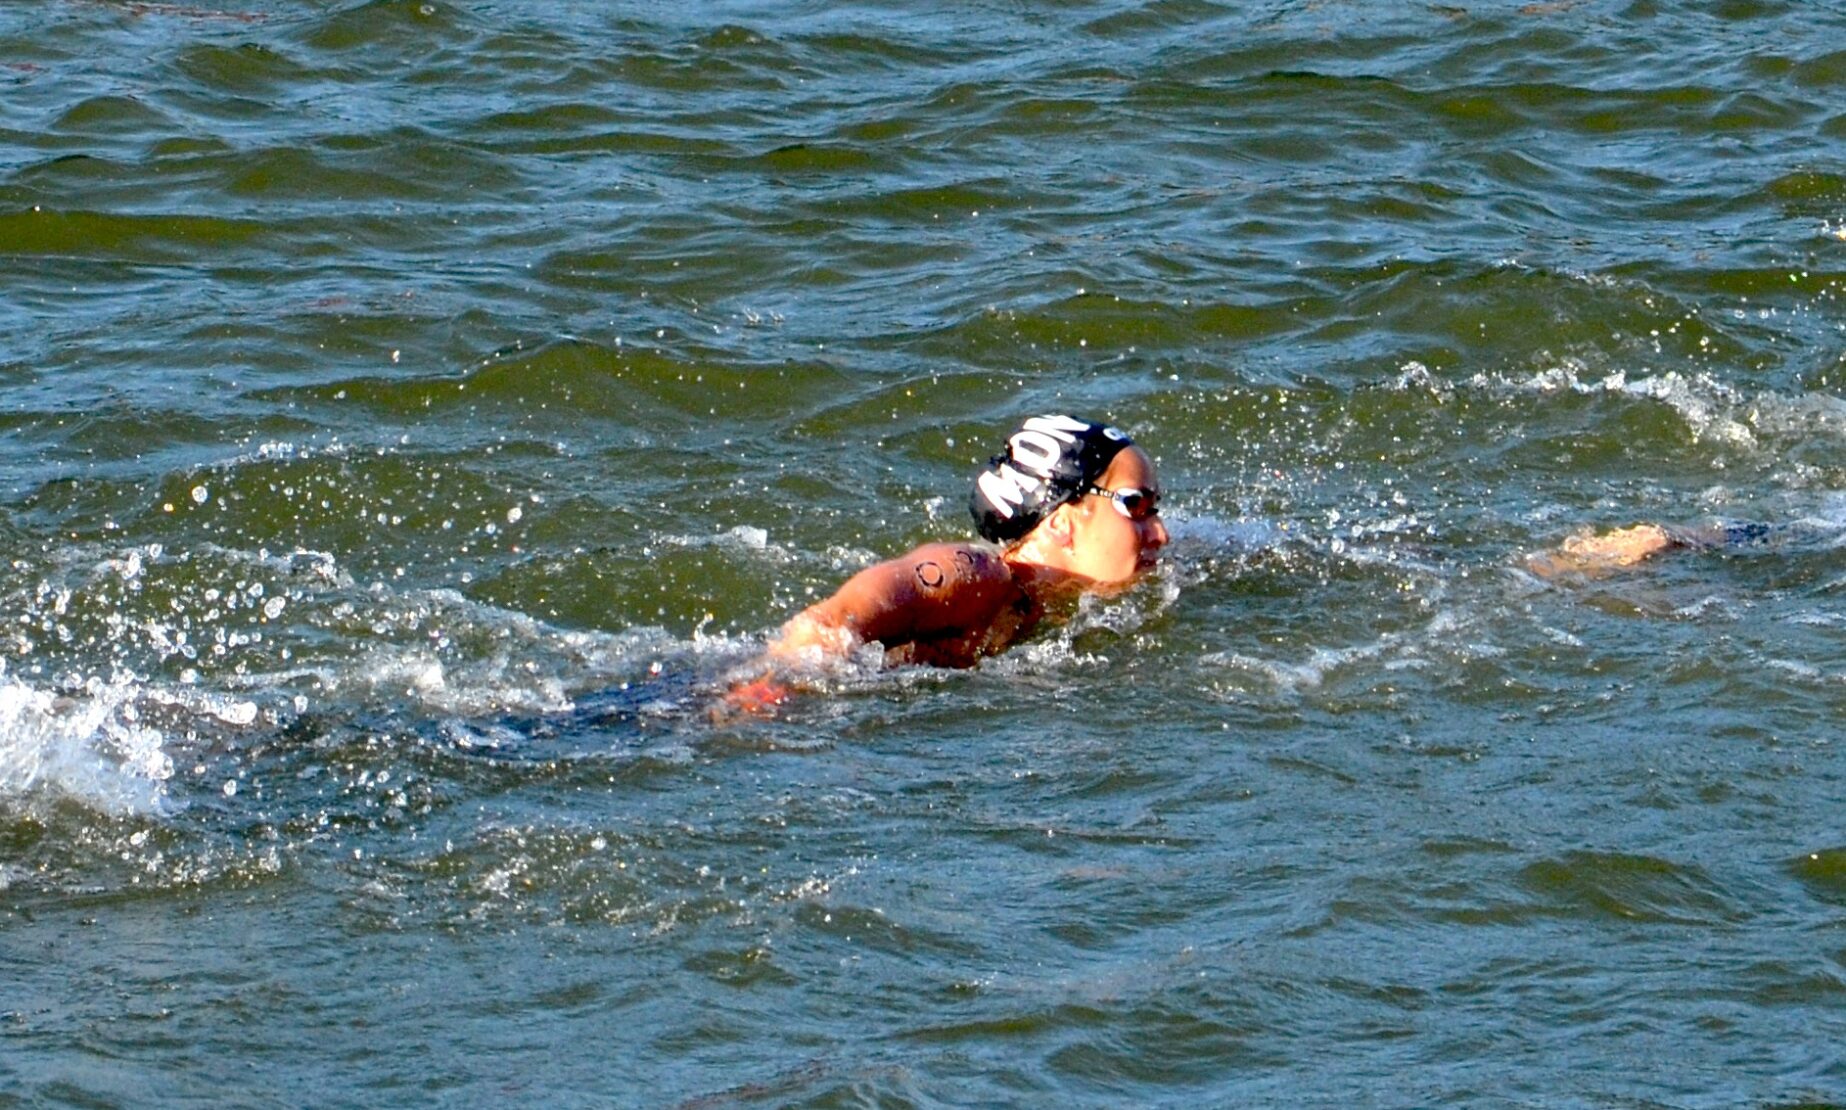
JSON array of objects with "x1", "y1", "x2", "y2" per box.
[{"x1": 6, "y1": 0, "x2": 1846, "y2": 1102}]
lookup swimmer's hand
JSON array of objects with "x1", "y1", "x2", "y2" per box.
[
  {"x1": 710, "y1": 615, "x2": 859, "y2": 722},
  {"x1": 1526, "y1": 524, "x2": 1676, "y2": 579},
  {"x1": 717, "y1": 675, "x2": 791, "y2": 718}
]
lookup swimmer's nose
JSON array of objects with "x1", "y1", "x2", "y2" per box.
[{"x1": 1146, "y1": 515, "x2": 1169, "y2": 550}]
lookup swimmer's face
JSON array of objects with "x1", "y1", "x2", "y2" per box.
[{"x1": 1062, "y1": 446, "x2": 1168, "y2": 585}]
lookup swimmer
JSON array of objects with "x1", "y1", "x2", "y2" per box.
[
  {"x1": 725, "y1": 414, "x2": 1168, "y2": 710},
  {"x1": 1526, "y1": 521, "x2": 1779, "y2": 578}
]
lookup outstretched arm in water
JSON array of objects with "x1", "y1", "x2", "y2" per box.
[
  {"x1": 1526, "y1": 521, "x2": 1776, "y2": 579},
  {"x1": 1526, "y1": 524, "x2": 1677, "y2": 578}
]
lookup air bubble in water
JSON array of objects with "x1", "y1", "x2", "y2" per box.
[
  {"x1": 218, "y1": 702, "x2": 257, "y2": 726},
  {"x1": 191, "y1": 486, "x2": 209, "y2": 505}
]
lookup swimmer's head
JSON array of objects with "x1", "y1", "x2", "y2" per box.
[{"x1": 970, "y1": 414, "x2": 1133, "y2": 543}]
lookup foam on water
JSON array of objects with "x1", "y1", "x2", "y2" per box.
[
  {"x1": 0, "y1": 529, "x2": 769, "y2": 815},
  {"x1": 1201, "y1": 616, "x2": 1449, "y2": 697},
  {"x1": 0, "y1": 669, "x2": 173, "y2": 815},
  {"x1": 1464, "y1": 361, "x2": 1846, "y2": 465},
  {"x1": 656, "y1": 523, "x2": 779, "y2": 555}
]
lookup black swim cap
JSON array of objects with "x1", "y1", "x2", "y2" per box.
[{"x1": 969, "y1": 414, "x2": 1133, "y2": 543}]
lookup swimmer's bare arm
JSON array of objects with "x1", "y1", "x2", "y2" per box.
[
  {"x1": 716, "y1": 544, "x2": 1016, "y2": 716},
  {"x1": 1526, "y1": 524, "x2": 1678, "y2": 578},
  {"x1": 768, "y1": 542, "x2": 1015, "y2": 664}
]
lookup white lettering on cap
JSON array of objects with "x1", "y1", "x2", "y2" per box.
[
  {"x1": 975, "y1": 462, "x2": 1040, "y2": 519},
  {"x1": 1007, "y1": 415, "x2": 1090, "y2": 477},
  {"x1": 1008, "y1": 431, "x2": 1063, "y2": 475}
]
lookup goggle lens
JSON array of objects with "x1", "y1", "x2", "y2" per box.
[{"x1": 1090, "y1": 486, "x2": 1160, "y2": 521}]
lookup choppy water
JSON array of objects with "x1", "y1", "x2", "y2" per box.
[{"x1": 5, "y1": 0, "x2": 1846, "y2": 1104}]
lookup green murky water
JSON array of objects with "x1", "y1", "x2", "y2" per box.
[{"x1": 5, "y1": 1, "x2": 1846, "y2": 1103}]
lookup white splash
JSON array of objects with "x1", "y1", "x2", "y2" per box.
[
  {"x1": 1473, "y1": 363, "x2": 1759, "y2": 448},
  {"x1": 0, "y1": 672, "x2": 173, "y2": 815},
  {"x1": 1200, "y1": 606, "x2": 1485, "y2": 697},
  {"x1": 656, "y1": 524, "x2": 778, "y2": 554}
]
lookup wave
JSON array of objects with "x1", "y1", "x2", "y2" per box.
[{"x1": 0, "y1": 670, "x2": 175, "y2": 816}]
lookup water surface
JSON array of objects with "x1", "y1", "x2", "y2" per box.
[{"x1": 5, "y1": 0, "x2": 1846, "y2": 1104}]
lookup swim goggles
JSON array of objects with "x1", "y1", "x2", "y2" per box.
[{"x1": 1087, "y1": 485, "x2": 1161, "y2": 521}]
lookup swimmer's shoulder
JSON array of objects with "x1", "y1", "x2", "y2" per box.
[
  {"x1": 889, "y1": 540, "x2": 1013, "y2": 595},
  {"x1": 780, "y1": 542, "x2": 1018, "y2": 661},
  {"x1": 876, "y1": 540, "x2": 1018, "y2": 633},
  {"x1": 874, "y1": 540, "x2": 1029, "y2": 660}
]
